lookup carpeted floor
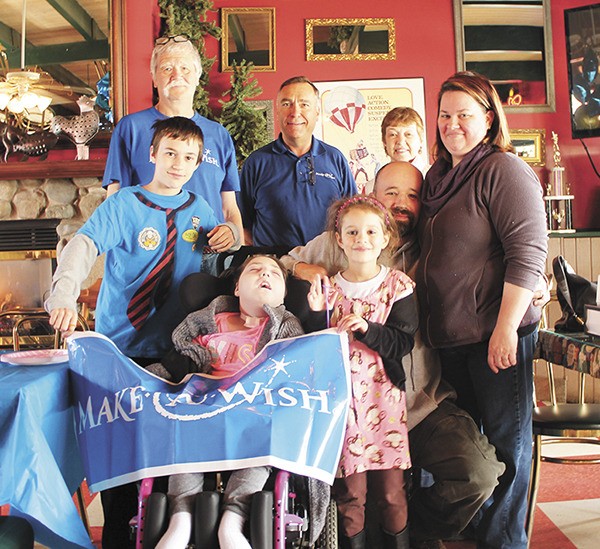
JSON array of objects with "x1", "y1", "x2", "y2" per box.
[{"x1": 446, "y1": 449, "x2": 600, "y2": 549}]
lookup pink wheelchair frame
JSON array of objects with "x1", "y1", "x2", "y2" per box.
[{"x1": 133, "y1": 470, "x2": 322, "y2": 549}]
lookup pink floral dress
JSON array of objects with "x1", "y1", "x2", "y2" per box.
[{"x1": 331, "y1": 268, "x2": 415, "y2": 477}]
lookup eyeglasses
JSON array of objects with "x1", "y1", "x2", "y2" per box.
[
  {"x1": 306, "y1": 155, "x2": 316, "y2": 185},
  {"x1": 155, "y1": 34, "x2": 190, "y2": 46}
]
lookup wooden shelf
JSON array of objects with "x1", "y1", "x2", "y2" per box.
[{"x1": 0, "y1": 159, "x2": 106, "y2": 180}]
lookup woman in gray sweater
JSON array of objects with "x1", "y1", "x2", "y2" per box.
[{"x1": 416, "y1": 71, "x2": 547, "y2": 549}]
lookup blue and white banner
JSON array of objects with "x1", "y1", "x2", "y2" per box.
[{"x1": 67, "y1": 331, "x2": 350, "y2": 492}]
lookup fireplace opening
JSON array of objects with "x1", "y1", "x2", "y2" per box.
[{"x1": 0, "y1": 219, "x2": 60, "y2": 348}]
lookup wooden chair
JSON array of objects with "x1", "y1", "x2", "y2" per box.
[{"x1": 526, "y1": 338, "x2": 600, "y2": 543}]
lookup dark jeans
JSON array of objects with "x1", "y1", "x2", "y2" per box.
[
  {"x1": 100, "y1": 483, "x2": 137, "y2": 549},
  {"x1": 407, "y1": 399, "x2": 506, "y2": 542},
  {"x1": 439, "y1": 330, "x2": 537, "y2": 549}
]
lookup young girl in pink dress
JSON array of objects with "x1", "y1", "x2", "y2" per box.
[{"x1": 307, "y1": 195, "x2": 417, "y2": 548}]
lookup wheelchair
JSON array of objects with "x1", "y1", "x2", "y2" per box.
[
  {"x1": 135, "y1": 470, "x2": 337, "y2": 548},
  {"x1": 131, "y1": 248, "x2": 337, "y2": 549}
]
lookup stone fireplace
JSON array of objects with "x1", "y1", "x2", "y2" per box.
[
  {"x1": 0, "y1": 172, "x2": 106, "y2": 346},
  {"x1": 0, "y1": 173, "x2": 106, "y2": 280}
]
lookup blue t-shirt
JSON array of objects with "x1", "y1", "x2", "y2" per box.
[
  {"x1": 79, "y1": 186, "x2": 218, "y2": 358},
  {"x1": 238, "y1": 135, "x2": 357, "y2": 247},
  {"x1": 103, "y1": 107, "x2": 240, "y2": 222}
]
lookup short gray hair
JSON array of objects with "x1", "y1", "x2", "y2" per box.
[{"x1": 150, "y1": 40, "x2": 203, "y2": 79}]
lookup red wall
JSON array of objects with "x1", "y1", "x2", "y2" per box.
[{"x1": 124, "y1": 0, "x2": 599, "y2": 229}]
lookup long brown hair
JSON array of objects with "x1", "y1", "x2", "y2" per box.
[
  {"x1": 433, "y1": 71, "x2": 513, "y2": 163},
  {"x1": 326, "y1": 196, "x2": 399, "y2": 261}
]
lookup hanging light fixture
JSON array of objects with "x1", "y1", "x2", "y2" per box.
[{"x1": 0, "y1": 0, "x2": 53, "y2": 115}]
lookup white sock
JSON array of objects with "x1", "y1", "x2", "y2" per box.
[
  {"x1": 155, "y1": 511, "x2": 192, "y2": 549},
  {"x1": 218, "y1": 510, "x2": 251, "y2": 549}
]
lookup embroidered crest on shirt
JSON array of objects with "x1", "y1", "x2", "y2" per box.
[
  {"x1": 137, "y1": 227, "x2": 160, "y2": 250},
  {"x1": 317, "y1": 171, "x2": 336, "y2": 180}
]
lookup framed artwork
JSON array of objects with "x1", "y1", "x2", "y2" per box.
[
  {"x1": 509, "y1": 128, "x2": 546, "y2": 166},
  {"x1": 221, "y1": 7, "x2": 276, "y2": 71},
  {"x1": 306, "y1": 18, "x2": 396, "y2": 62},
  {"x1": 564, "y1": 3, "x2": 600, "y2": 138},
  {"x1": 312, "y1": 78, "x2": 426, "y2": 192}
]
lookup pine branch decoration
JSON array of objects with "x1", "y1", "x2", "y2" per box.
[{"x1": 219, "y1": 60, "x2": 270, "y2": 169}]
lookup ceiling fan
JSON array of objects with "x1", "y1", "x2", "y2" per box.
[{"x1": 0, "y1": 0, "x2": 95, "y2": 126}]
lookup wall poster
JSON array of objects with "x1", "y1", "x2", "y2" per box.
[{"x1": 313, "y1": 78, "x2": 427, "y2": 193}]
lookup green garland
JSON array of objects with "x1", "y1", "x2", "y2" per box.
[{"x1": 219, "y1": 60, "x2": 270, "y2": 169}]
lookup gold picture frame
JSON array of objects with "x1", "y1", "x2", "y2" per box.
[
  {"x1": 221, "y1": 7, "x2": 276, "y2": 72},
  {"x1": 305, "y1": 18, "x2": 396, "y2": 61},
  {"x1": 509, "y1": 129, "x2": 546, "y2": 166}
]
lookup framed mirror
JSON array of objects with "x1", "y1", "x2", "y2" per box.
[
  {"x1": 509, "y1": 128, "x2": 546, "y2": 166},
  {"x1": 0, "y1": 0, "x2": 126, "y2": 177},
  {"x1": 306, "y1": 18, "x2": 396, "y2": 62},
  {"x1": 453, "y1": 0, "x2": 555, "y2": 113},
  {"x1": 0, "y1": 0, "x2": 126, "y2": 125},
  {"x1": 221, "y1": 7, "x2": 275, "y2": 72}
]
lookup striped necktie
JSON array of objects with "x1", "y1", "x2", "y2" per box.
[{"x1": 127, "y1": 192, "x2": 196, "y2": 330}]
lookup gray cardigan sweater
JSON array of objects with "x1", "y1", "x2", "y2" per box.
[
  {"x1": 417, "y1": 151, "x2": 548, "y2": 349},
  {"x1": 170, "y1": 295, "x2": 304, "y2": 374}
]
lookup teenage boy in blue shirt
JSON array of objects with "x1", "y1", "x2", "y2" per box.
[
  {"x1": 46, "y1": 116, "x2": 240, "y2": 361},
  {"x1": 45, "y1": 116, "x2": 240, "y2": 549}
]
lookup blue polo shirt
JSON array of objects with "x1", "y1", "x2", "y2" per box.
[
  {"x1": 239, "y1": 135, "x2": 357, "y2": 247},
  {"x1": 103, "y1": 107, "x2": 240, "y2": 222}
]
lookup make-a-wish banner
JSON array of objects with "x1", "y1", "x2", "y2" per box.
[{"x1": 67, "y1": 330, "x2": 350, "y2": 492}]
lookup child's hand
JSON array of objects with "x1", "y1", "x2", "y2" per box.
[
  {"x1": 307, "y1": 275, "x2": 334, "y2": 312},
  {"x1": 336, "y1": 313, "x2": 368, "y2": 335},
  {"x1": 49, "y1": 308, "x2": 78, "y2": 337},
  {"x1": 207, "y1": 225, "x2": 235, "y2": 252}
]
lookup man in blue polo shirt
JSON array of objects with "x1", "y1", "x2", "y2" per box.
[
  {"x1": 103, "y1": 35, "x2": 242, "y2": 253},
  {"x1": 239, "y1": 76, "x2": 357, "y2": 248}
]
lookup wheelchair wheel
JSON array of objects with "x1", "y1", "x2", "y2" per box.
[
  {"x1": 313, "y1": 499, "x2": 338, "y2": 549},
  {"x1": 194, "y1": 491, "x2": 221, "y2": 549},
  {"x1": 250, "y1": 490, "x2": 274, "y2": 549},
  {"x1": 142, "y1": 492, "x2": 169, "y2": 549}
]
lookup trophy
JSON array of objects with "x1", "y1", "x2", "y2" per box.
[{"x1": 544, "y1": 132, "x2": 574, "y2": 233}]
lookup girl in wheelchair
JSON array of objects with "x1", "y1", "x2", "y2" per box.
[{"x1": 147, "y1": 254, "x2": 304, "y2": 548}]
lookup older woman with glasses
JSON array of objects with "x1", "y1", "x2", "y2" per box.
[
  {"x1": 363, "y1": 107, "x2": 430, "y2": 195},
  {"x1": 103, "y1": 34, "x2": 242, "y2": 254}
]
